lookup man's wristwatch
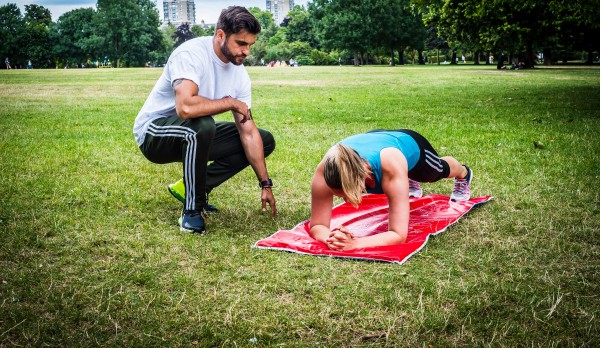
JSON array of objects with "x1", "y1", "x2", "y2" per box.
[{"x1": 259, "y1": 178, "x2": 273, "y2": 189}]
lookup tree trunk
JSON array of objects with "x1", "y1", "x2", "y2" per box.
[
  {"x1": 526, "y1": 41, "x2": 535, "y2": 68},
  {"x1": 437, "y1": 49, "x2": 440, "y2": 65},
  {"x1": 486, "y1": 51, "x2": 491, "y2": 65},
  {"x1": 354, "y1": 52, "x2": 359, "y2": 66},
  {"x1": 451, "y1": 51, "x2": 457, "y2": 65},
  {"x1": 116, "y1": 58, "x2": 120, "y2": 68},
  {"x1": 398, "y1": 48, "x2": 405, "y2": 65},
  {"x1": 474, "y1": 51, "x2": 480, "y2": 65},
  {"x1": 496, "y1": 53, "x2": 505, "y2": 69},
  {"x1": 418, "y1": 50, "x2": 425, "y2": 65},
  {"x1": 390, "y1": 49, "x2": 395, "y2": 66},
  {"x1": 586, "y1": 50, "x2": 594, "y2": 65}
]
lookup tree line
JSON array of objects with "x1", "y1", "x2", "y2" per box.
[{"x1": 1, "y1": 0, "x2": 598, "y2": 69}]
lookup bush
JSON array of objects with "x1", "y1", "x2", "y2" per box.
[
  {"x1": 289, "y1": 41, "x2": 312, "y2": 59},
  {"x1": 244, "y1": 55, "x2": 259, "y2": 66},
  {"x1": 295, "y1": 54, "x2": 313, "y2": 65},
  {"x1": 310, "y1": 49, "x2": 336, "y2": 65}
]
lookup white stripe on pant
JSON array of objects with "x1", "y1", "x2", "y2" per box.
[
  {"x1": 424, "y1": 149, "x2": 444, "y2": 173},
  {"x1": 147, "y1": 123, "x2": 198, "y2": 211}
]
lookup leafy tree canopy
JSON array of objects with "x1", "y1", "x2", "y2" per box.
[{"x1": 93, "y1": 0, "x2": 162, "y2": 67}]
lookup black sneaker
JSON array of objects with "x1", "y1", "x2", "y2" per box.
[
  {"x1": 203, "y1": 202, "x2": 218, "y2": 213},
  {"x1": 180, "y1": 210, "x2": 206, "y2": 234}
]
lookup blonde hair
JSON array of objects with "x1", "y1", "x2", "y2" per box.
[{"x1": 323, "y1": 144, "x2": 370, "y2": 207}]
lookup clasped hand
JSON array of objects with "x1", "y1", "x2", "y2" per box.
[{"x1": 325, "y1": 226, "x2": 356, "y2": 251}]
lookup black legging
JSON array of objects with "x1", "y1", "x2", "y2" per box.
[{"x1": 367, "y1": 129, "x2": 450, "y2": 182}]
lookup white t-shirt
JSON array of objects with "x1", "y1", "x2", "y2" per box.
[{"x1": 133, "y1": 36, "x2": 252, "y2": 146}]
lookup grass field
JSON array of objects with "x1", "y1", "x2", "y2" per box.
[{"x1": 1, "y1": 65, "x2": 599, "y2": 347}]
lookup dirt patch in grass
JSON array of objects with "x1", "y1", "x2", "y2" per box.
[{"x1": 466, "y1": 70, "x2": 528, "y2": 76}]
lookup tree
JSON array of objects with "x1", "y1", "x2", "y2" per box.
[
  {"x1": 310, "y1": 0, "x2": 374, "y2": 65},
  {"x1": 50, "y1": 8, "x2": 97, "y2": 67},
  {"x1": 247, "y1": 7, "x2": 279, "y2": 63},
  {"x1": 283, "y1": 5, "x2": 317, "y2": 48},
  {"x1": 372, "y1": 0, "x2": 426, "y2": 66},
  {"x1": 173, "y1": 22, "x2": 195, "y2": 48},
  {"x1": 22, "y1": 5, "x2": 53, "y2": 68},
  {"x1": 93, "y1": 0, "x2": 162, "y2": 67},
  {"x1": 424, "y1": 26, "x2": 449, "y2": 64},
  {"x1": 549, "y1": 0, "x2": 600, "y2": 64},
  {"x1": 23, "y1": 4, "x2": 51, "y2": 25},
  {"x1": 150, "y1": 23, "x2": 175, "y2": 66},
  {"x1": 268, "y1": 26, "x2": 287, "y2": 46},
  {"x1": 289, "y1": 41, "x2": 312, "y2": 59},
  {"x1": 0, "y1": 4, "x2": 24, "y2": 67},
  {"x1": 415, "y1": 0, "x2": 487, "y2": 65},
  {"x1": 247, "y1": 39, "x2": 266, "y2": 63},
  {"x1": 248, "y1": 7, "x2": 277, "y2": 43},
  {"x1": 191, "y1": 24, "x2": 214, "y2": 37},
  {"x1": 415, "y1": 0, "x2": 600, "y2": 66}
]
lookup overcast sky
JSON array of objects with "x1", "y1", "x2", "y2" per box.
[{"x1": 3, "y1": 0, "x2": 309, "y2": 24}]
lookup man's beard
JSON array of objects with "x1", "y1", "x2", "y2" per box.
[{"x1": 220, "y1": 40, "x2": 245, "y2": 66}]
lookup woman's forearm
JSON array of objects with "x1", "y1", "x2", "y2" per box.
[
  {"x1": 352, "y1": 230, "x2": 407, "y2": 248},
  {"x1": 309, "y1": 224, "x2": 331, "y2": 244}
]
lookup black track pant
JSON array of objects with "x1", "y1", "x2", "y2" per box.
[{"x1": 139, "y1": 116, "x2": 275, "y2": 211}]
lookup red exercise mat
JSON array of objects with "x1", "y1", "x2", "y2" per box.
[{"x1": 254, "y1": 194, "x2": 492, "y2": 264}]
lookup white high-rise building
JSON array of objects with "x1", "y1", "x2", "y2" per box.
[
  {"x1": 163, "y1": 0, "x2": 196, "y2": 26},
  {"x1": 266, "y1": 0, "x2": 294, "y2": 26}
]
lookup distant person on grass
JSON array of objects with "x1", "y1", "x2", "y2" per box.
[
  {"x1": 310, "y1": 129, "x2": 473, "y2": 251},
  {"x1": 133, "y1": 6, "x2": 276, "y2": 234}
]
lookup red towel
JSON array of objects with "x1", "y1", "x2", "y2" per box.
[{"x1": 254, "y1": 194, "x2": 492, "y2": 264}]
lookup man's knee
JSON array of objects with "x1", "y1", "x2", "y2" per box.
[
  {"x1": 260, "y1": 129, "x2": 276, "y2": 157},
  {"x1": 187, "y1": 117, "x2": 216, "y2": 145}
]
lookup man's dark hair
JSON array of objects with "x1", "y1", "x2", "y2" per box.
[{"x1": 216, "y1": 6, "x2": 261, "y2": 37}]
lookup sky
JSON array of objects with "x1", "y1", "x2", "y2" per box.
[{"x1": 3, "y1": 0, "x2": 309, "y2": 24}]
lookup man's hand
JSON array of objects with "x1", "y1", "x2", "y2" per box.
[
  {"x1": 261, "y1": 187, "x2": 276, "y2": 216},
  {"x1": 225, "y1": 96, "x2": 251, "y2": 124}
]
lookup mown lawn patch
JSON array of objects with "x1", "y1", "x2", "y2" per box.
[{"x1": 1, "y1": 65, "x2": 598, "y2": 346}]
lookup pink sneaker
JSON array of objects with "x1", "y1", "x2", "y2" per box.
[
  {"x1": 409, "y1": 179, "x2": 423, "y2": 198},
  {"x1": 450, "y1": 165, "x2": 472, "y2": 201}
]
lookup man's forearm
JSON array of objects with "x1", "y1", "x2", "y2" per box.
[
  {"x1": 176, "y1": 95, "x2": 234, "y2": 120},
  {"x1": 173, "y1": 79, "x2": 248, "y2": 120},
  {"x1": 239, "y1": 125, "x2": 269, "y2": 181}
]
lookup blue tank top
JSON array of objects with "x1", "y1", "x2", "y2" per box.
[{"x1": 339, "y1": 131, "x2": 420, "y2": 194}]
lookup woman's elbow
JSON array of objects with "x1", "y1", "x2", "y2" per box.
[
  {"x1": 390, "y1": 230, "x2": 407, "y2": 244},
  {"x1": 308, "y1": 224, "x2": 317, "y2": 238},
  {"x1": 397, "y1": 234, "x2": 407, "y2": 244}
]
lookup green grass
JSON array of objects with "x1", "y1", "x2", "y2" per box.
[{"x1": 0, "y1": 65, "x2": 598, "y2": 347}]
